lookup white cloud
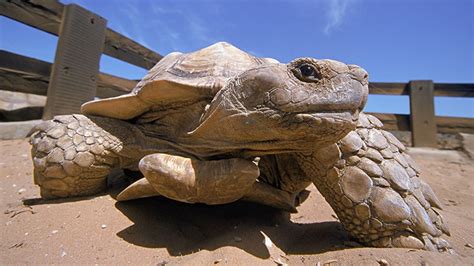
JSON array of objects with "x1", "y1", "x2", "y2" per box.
[
  {"x1": 146, "y1": 1, "x2": 217, "y2": 52},
  {"x1": 323, "y1": 0, "x2": 357, "y2": 34}
]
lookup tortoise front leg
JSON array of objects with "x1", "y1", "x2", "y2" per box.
[{"x1": 295, "y1": 113, "x2": 452, "y2": 252}]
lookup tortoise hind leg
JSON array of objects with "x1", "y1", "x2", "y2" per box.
[
  {"x1": 30, "y1": 114, "x2": 123, "y2": 198},
  {"x1": 125, "y1": 153, "x2": 260, "y2": 205},
  {"x1": 117, "y1": 163, "x2": 305, "y2": 213},
  {"x1": 295, "y1": 113, "x2": 452, "y2": 252}
]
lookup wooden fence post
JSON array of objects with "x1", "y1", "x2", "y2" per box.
[
  {"x1": 42, "y1": 4, "x2": 107, "y2": 119},
  {"x1": 409, "y1": 80, "x2": 437, "y2": 147}
]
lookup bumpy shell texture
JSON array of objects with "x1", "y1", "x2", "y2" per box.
[{"x1": 81, "y1": 42, "x2": 278, "y2": 120}]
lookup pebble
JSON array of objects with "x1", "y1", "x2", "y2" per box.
[
  {"x1": 378, "y1": 258, "x2": 389, "y2": 266},
  {"x1": 465, "y1": 243, "x2": 474, "y2": 249},
  {"x1": 233, "y1": 236, "x2": 242, "y2": 242},
  {"x1": 60, "y1": 251, "x2": 67, "y2": 258},
  {"x1": 51, "y1": 230, "x2": 59, "y2": 234},
  {"x1": 18, "y1": 188, "x2": 26, "y2": 194},
  {"x1": 101, "y1": 224, "x2": 107, "y2": 229}
]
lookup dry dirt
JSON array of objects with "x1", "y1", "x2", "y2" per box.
[{"x1": 1, "y1": 138, "x2": 473, "y2": 265}]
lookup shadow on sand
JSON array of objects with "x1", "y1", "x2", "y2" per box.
[
  {"x1": 23, "y1": 179, "x2": 354, "y2": 259},
  {"x1": 114, "y1": 195, "x2": 353, "y2": 259}
]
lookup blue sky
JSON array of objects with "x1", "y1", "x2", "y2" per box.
[{"x1": 1, "y1": 0, "x2": 473, "y2": 117}]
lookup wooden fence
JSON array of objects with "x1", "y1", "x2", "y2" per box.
[{"x1": 1, "y1": 0, "x2": 473, "y2": 147}]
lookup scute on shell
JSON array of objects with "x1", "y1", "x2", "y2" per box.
[{"x1": 81, "y1": 42, "x2": 278, "y2": 120}]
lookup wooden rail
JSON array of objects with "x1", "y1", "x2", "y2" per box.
[
  {"x1": 368, "y1": 113, "x2": 474, "y2": 134},
  {"x1": 0, "y1": 0, "x2": 163, "y2": 69},
  {"x1": 369, "y1": 81, "x2": 474, "y2": 146},
  {"x1": 0, "y1": 50, "x2": 137, "y2": 98},
  {"x1": 369, "y1": 82, "x2": 474, "y2": 97}
]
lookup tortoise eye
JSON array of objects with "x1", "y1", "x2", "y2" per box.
[{"x1": 298, "y1": 64, "x2": 320, "y2": 81}]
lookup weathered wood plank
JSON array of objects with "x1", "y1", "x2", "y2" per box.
[
  {"x1": 0, "y1": 106, "x2": 43, "y2": 121},
  {"x1": 433, "y1": 83, "x2": 474, "y2": 97},
  {"x1": 369, "y1": 82, "x2": 474, "y2": 97},
  {"x1": 0, "y1": 50, "x2": 51, "y2": 77},
  {"x1": 0, "y1": 0, "x2": 64, "y2": 35},
  {"x1": 0, "y1": 50, "x2": 137, "y2": 97},
  {"x1": 436, "y1": 116, "x2": 474, "y2": 134},
  {"x1": 408, "y1": 80, "x2": 437, "y2": 147},
  {"x1": 104, "y1": 29, "x2": 162, "y2": 69},
  {"x1": 369, "y1": 82, "x2": 408, "y2": 95},
  {"x1": 369, "y1": 113, "x2": 474, "y2": 134},
  {"x1": 0, "y1": 67, "x2": 137, "y2": 98},
  {"x1": 1, "y1": 0, "x2": 162, "y2": 69},
  {"x1": 97, "y1": 73, "x2": 137, "y2": 98},
  {"x1": 0, "y1": 68, "x2": 49, "y2": 95},
  {"x1": 43, "y1": 4, "x2": 107, "y2": 119}
]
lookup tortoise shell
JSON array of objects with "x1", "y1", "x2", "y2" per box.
[{"x1": 81, "y1": 42, "x2": 278, "y2": 120}]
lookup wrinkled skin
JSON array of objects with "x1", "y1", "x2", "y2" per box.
[
  {"x1": 30, "y1": 45, "x2": 451, "y2": 253},
  {"x1": 136, "y1": 58, "x2": 368, "y2": 158}
]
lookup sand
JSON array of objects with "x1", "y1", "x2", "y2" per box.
[{"x1": 1, "y1": 138, "x2": 473, "y2": 265}]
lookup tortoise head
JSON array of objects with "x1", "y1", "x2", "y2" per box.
[{"x1": 187, "y1": 57, "x2": 369, "y2": 155}]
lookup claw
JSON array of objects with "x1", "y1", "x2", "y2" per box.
[
  {"x1": 405, "y1": 195, "x2": 440, "y2": 236},
  {"x1": 423, "y1": 235, "x2": 437, "y2": 251},
  {"x1": 117, "y1": 178, "x2": 161, "y2": 201},
  {"x1": 419, "y1": 180, "x2": 443, "y2": 209},
  {"x1": 432, "y1": 208, "x2": 451, "y2": 236},
  {"x1": 391, "y1": 233, "x2": 424, "y2": 249},
  {"x1": 426, "y1": 235, "x2": 455, "y2": 253}
]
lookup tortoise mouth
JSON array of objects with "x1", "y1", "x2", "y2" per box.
[
  {"x1": 264, "y1": 106, "x2": 360, "y2": 128},
  {"x1": 291, "y1": 108, "x2": 360, "y2": 123}
]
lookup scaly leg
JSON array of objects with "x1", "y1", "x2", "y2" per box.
[
  {"x1": 295, "y1": 113, "x2": 452, "y2": 252},
  {"x1": 30, "y1": 114, "x2": 141, "y2": 198}
]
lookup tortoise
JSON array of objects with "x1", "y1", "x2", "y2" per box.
[{"x1": 30, "y1": 42, "x2": 451, "y2": 252}]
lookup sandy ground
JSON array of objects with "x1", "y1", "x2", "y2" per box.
[{"x1": 1, "y1": 138, "x2": 473, "y2": 265}]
